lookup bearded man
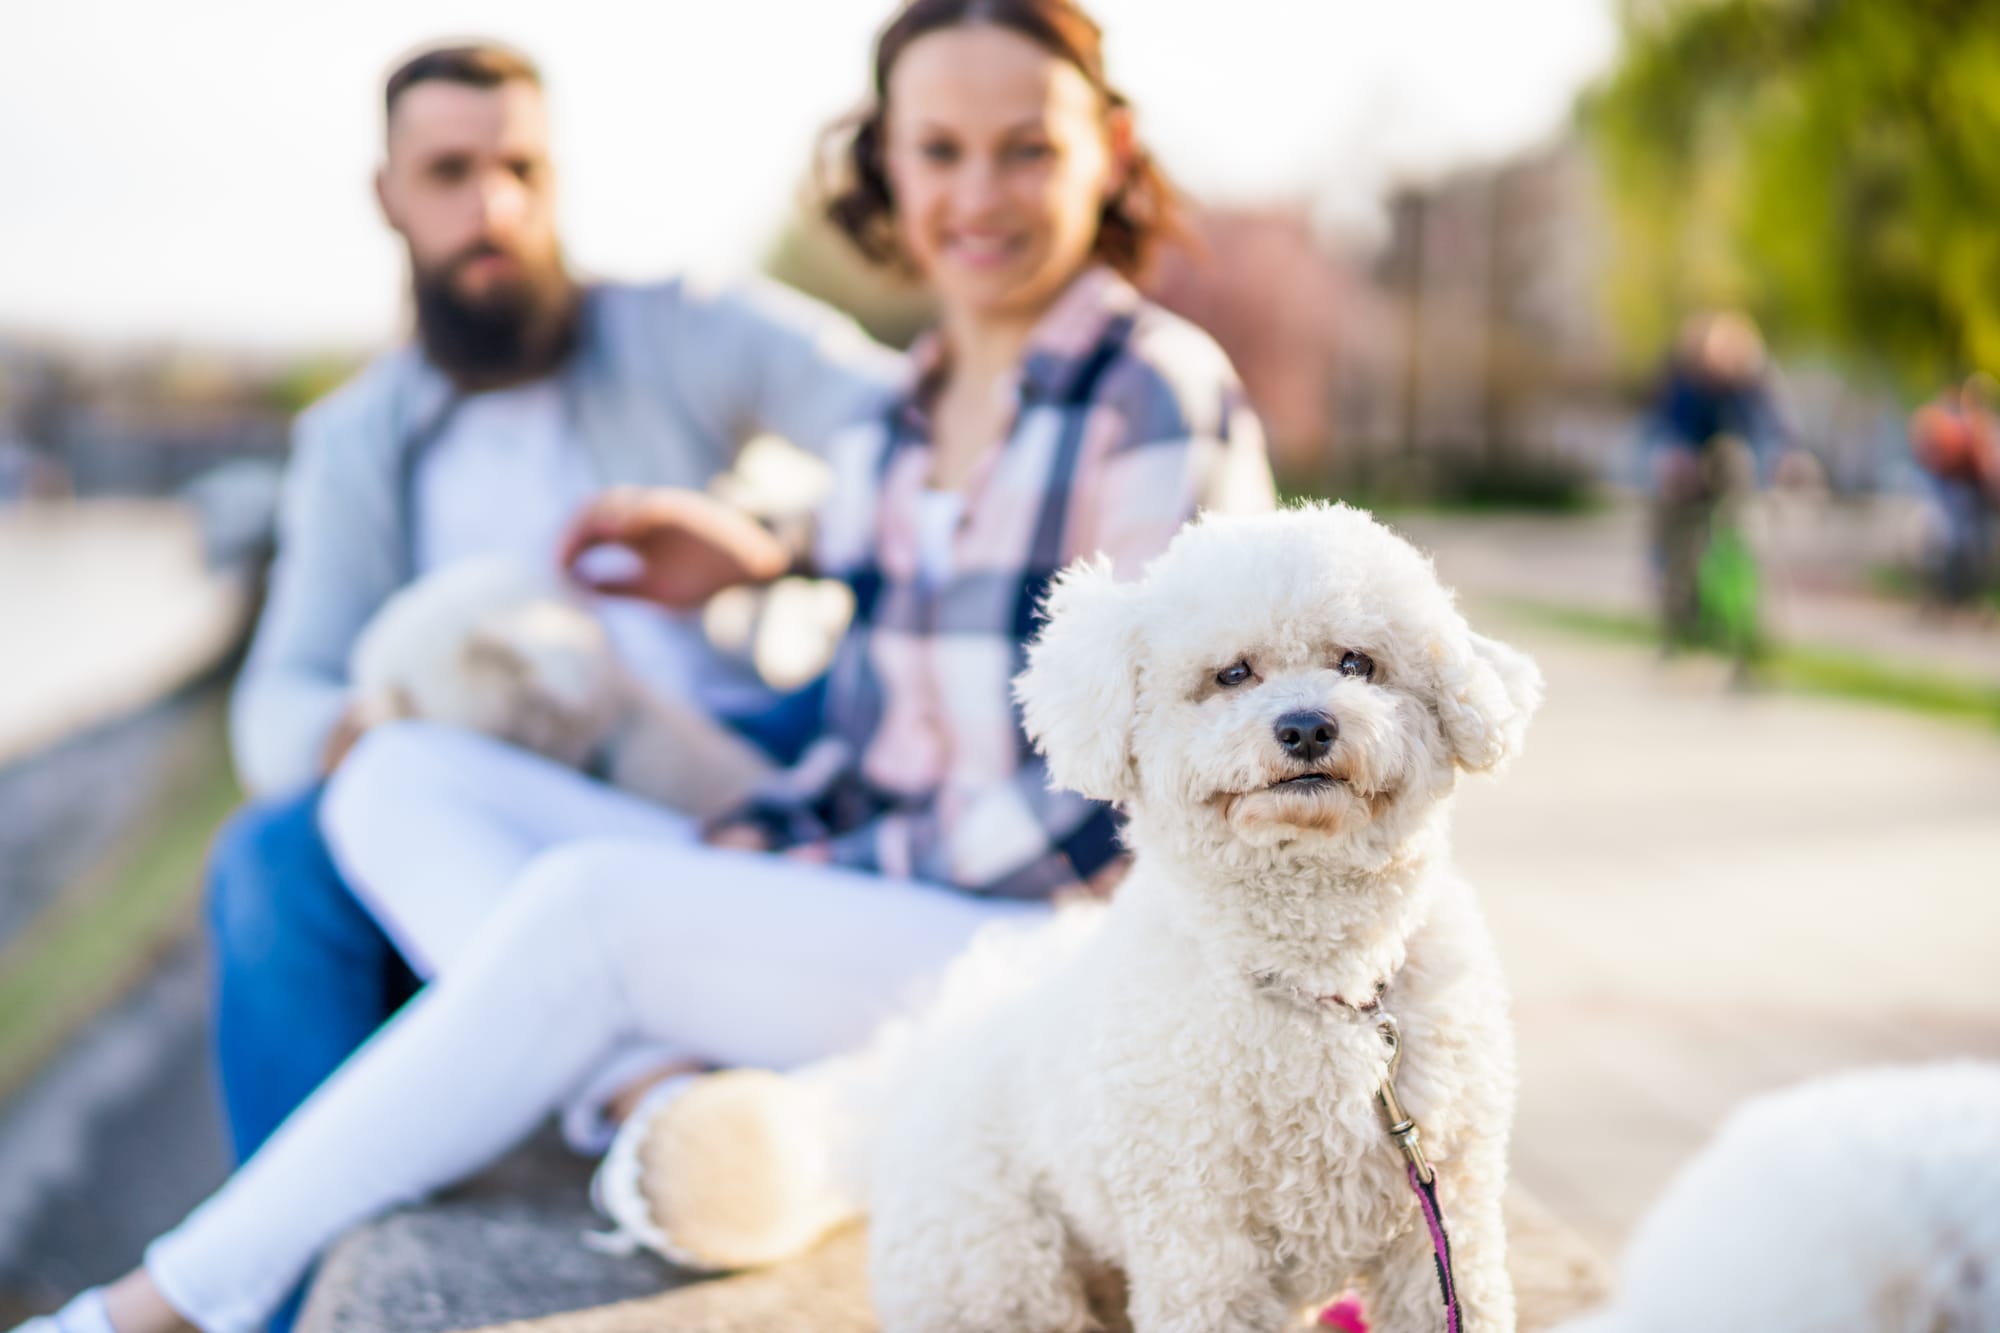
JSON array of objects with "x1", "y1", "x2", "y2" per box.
[{"x1": 211, "y1": 41, "x2": 893, "y2": 1167}]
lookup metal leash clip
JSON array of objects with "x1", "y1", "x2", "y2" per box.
[{"x1": 1374, "y1": 1013, "x2": 1435, "y2": 1186}]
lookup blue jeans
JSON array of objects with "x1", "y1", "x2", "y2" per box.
[
  {"x1": 726, "y1": 676, "x2": 825, "y2": 767},
  {"x1": 206, "y1": 787, "x2": 418, "y2": 1163}
]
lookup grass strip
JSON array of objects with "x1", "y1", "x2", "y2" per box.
[
  {"x1": 1504, "y1": 601, "x2": 2000, "y2": 730},
  {"x1": 0, "y1": 700, "x2": 240, "y2": 1100}
]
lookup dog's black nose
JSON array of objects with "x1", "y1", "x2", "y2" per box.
[{"x1": 1274, "y1": 710, "x2": 1337, "y2": 761}]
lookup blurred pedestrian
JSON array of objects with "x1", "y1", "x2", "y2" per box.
[
  {"x1": 1642, "y1": 311, "x2": 1789, "y2": 657},
  {"x1": 1909, "y1": 373, "x2": 1999, "y2": 619}
]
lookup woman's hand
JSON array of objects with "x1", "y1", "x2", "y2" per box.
[
  {"x1": 703, "y1": 823, "x2": 835, "y2": 862},
  {"x1": 703, "y1": 821, "x2": 773, "y2": 852},
  {"x1": 558, "y1": 486, "x2": 790, "y2": 611}
]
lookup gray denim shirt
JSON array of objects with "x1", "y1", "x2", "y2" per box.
[{"x1": 230, "y1": 274, "x2": 900, "y2": 796}]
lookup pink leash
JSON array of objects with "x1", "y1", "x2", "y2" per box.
[
  {"x1": 1319, "y1": 1013, "x2": 1464, "y2": 1332},
  {"x1": 1402, "y1": 1161, "x2": 1462, "y2": 1333}
]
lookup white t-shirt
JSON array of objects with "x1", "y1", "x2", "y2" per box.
[
  {"x1": 414, "y1": 381, "x2": 590, "y2": 575},
  {"x1": 913, "y1": 489, "x2": 965, "y2": 587},
  {"x1": 413, "y1": 380, "x2": 771, "y2": 715}
]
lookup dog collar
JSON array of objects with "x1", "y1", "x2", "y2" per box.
[
  {"x1": 1255, "y1": 973, "x2": 1389, "y2": 1014},
  {"x1": 1314, "y1": 978, "x2": 1388, "y2": 1012}
]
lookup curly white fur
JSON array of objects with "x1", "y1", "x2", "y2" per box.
[
  {"x1": 640, "y1": 505, "x2": 1543, "y2": 1331},
  {"x1": 348, "y1": 556, "x2": 769, "y2": 819},
  {"x1": 1553, "y1": 1063, "x2": 2000, "y2": 1333}
]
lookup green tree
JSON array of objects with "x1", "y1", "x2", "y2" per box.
[{"x1": 1585, "y1": 0, "x2": 2000, "y2": 393}]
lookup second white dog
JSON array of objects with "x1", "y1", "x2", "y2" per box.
[
  {"x1": 348, "y1": 556, "x2": 771, "y2": 820},
  {"x1": 1554, "y1": 1062, "x2": 2000, "y2": 1333}
]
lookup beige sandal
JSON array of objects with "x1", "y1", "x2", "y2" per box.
[{"x1": 587, "y1": 1069, "x2": 858, "y2": 1272}]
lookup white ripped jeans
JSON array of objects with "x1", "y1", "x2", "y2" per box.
[{"x1": 143, "y1": 723, "x2": 1047, "y2": 1332}]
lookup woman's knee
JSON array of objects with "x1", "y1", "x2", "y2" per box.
[
  {"x1": 503, "y1": 842, "x2": 658, "y2": 929},
  {"x1": 491, "y1": 839, "x2": 730, "y2": 979}
]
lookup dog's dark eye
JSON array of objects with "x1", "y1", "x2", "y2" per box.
[
  {"x1": 1338, "y1": 650, "x2": 1376, "y2": 680},
  {"x1": 1215, "y1": 660, "x2": 1253, "y2": 688}
]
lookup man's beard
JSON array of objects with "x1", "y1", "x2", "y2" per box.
[{"x1": 412, "y1": 244, "x2": 582, "y2": 390}]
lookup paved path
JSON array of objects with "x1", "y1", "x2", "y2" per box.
[
  {"x1": 0, "y1": 501, "x2": 248, "y2": 766},
  {"x1": 1396, "y1": 501, "x2": 2000, "y2": 687},
  {"x1": 1447, "y1": 603, "x2": 2000, "y2": 1255}
]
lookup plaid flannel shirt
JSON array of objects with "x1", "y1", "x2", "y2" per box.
[{"x1": 736, "y1": 267, "x2": 1275, "y2": 897}]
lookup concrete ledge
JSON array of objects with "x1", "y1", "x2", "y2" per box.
[
  {"x1": 302, "y1": 1138, "x2": 1609, "y2": 1333},
  {"x1": 296, "y1": 1136, "x2": 689, "y2": 1333}
]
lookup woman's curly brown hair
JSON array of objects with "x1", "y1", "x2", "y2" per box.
[{"x1": 822, "y1": 0, "x2": 1183, "y2": 282}]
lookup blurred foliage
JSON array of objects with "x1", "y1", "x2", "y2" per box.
[
  {"x1": 1585, "y1": 0, "x2": 2000, "y2": 393},
  {"x1": 1511, "y1": 599, "x2": 2000, "y2": 728},
  {"x1": 761, "y1": 189, "x2": 936, "y2": 351},
  {"x1": 1870, "y1": 560, "x2": 2000, "y2": 612},
  {"x1": 0, "y1": 701, "x2": 239, "y2": 1101},
  {"x1": 1286, "y1": 452, "x2": 1601, "y2": 515},
  {"x1": 262, "y1": 353, "x2": 362, "y2": 417}
]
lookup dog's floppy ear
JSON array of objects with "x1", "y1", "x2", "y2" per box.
[
  {"x1": 1434, "y1": 627, "x2": 1543, "y2": 773},
  {"x1": 1015, "y1": 556, "x2": 1144, "y2": 803}
]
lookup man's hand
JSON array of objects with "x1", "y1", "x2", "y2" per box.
[
  {"x1": 558, "y1": 487, "x2": 790, "y2": 611},
  {"x1": 321, "y1": 706, "x2": 369, "y2": 776},
  {"x1": 320, "y1": 687, "x2": 414, "y2": 776}
]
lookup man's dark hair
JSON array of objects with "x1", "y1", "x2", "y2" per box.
[{"x1": 385, "y1": 42, "x2": 542, "y2": 122}]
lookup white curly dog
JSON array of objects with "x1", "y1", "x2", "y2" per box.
[
  {"x1": 606, "y1": 504, "x2": 1543, "y2": 1332},
  {"x1": 348, "y1": 555, "x2": 769, "y2": 819},
  {"x1": 1555, "y1": 1062, "x2": 2000, "y2": 1333}
]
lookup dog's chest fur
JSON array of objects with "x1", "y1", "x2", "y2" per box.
[
  {"x1": 1052, "y1": 882, "x2": 1471, "y2": 1293},
  {"x1": 1228, "y1": 1001, "x2": 1428, "y2": 1288}
]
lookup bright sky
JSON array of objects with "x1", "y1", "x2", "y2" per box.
[{"x1": 0, "y1": 0, "x2": 1619, "y2": 350}]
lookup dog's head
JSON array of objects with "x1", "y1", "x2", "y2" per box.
[{"x1": 1017, "y1": 504, "x2": 1541, "y2": 864}]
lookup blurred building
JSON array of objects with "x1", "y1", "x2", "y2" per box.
[
  {"x1": 1144, "y1": 139, "x2": 1634, "y2": 500},
  {"x1": 1147, "y1": 206, "x2": 1355, "y2": 479},
  {"x1": 1366, "y1": 139, "x2": 1627, "y2": 488},
  {"x1": 0, "y1": 338, "x2": 75, "y2": 501},
  {"x1": 0, "y1": 337, "x2": 296, "y2": 499}
]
